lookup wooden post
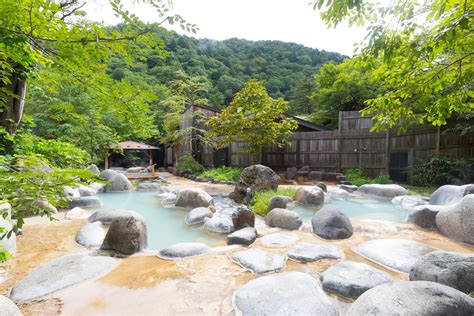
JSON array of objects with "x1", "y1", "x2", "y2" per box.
[
  {"x1": 337, "y1": 111, "x2": 343, "y2": 172},
  {"x1": 104, "y1": 152, "x2": 109, "y2": 169},
  {"x1": 148, "y1": 149, "x2": 153, "y2": 168},
  {"x1": 385, "y1": 131, "x2": 390, "y2": 174},
  {"x1": 296, "y1": 136, "x2": 301, "y2": 168},
  {"x1": 436, "y1": 126, "x2": 441, "y2": 155}
]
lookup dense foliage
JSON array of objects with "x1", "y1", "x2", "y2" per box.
[
  {"x1": 250, "y1": 188, "x2": 296, "y2": 216},
  {"x1": 199, "y1": 167, "x2": 243, "y2": 183},
  {"x1": 410, "y1": 155, "x2": 473, "y2": 187},
  {"x1": 345, "y1": 169, "x2": 392, "y2": 186},
  {"x1": 175, "y1": 154, "x2": 204, "y2": 174}
]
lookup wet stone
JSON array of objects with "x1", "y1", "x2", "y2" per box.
[
  {"x1": 287, "y1": 242, "x2": 343, "y2": 262},
  {"x1": 260, "y1": 233, "x2": 299, "y2": 248}
]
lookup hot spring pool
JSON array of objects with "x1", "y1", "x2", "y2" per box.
[{"x1": 96, "y1": 191, "x2": 410, "y2": 250}]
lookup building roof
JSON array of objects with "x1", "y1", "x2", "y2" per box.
[{"x1": 118, "y1": 141, "x2": 159, "y2": 150}]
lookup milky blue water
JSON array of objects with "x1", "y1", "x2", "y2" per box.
[{"x1": 96, "y1": 191, "x2": 409, "y2": 250}]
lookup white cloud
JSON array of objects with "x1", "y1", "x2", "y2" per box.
[{"x1": 84, "y1": 0, "x2": 367, "y2": 56}]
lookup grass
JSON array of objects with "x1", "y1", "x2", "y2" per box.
[
  {"x1": 404, "y1": 185, "x2": 437, "y2": 197},
  {"x1": 198, "y1": 166, "x2": 243, "y2": 182},
  {"x1": 345, "y1": 169, "x2": 392, "y2": 186},
  {"x1": 249, "y1": 187, "x2": 296, "y2": 217}
]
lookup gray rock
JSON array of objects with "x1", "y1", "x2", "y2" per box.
[
  {"x1": 0, "y1": 202, "x2": 12, "y2": 220},
  {"x1": 340, "y1": 184, "x2": 358, "y2": 193},
  {"x1": 260, "y1": 232, "x2": 299, "y2": 248},
  {"x1": 232, "y1": 248, "x2": 286, "y2": 274},
  {"x1": 158, "y1": 242, "x2": 211, "y2": 259},
  {"x1": 226, "y1": 227, "x2": 257, "y2": 246},
  {"x1": 89, "y1": 182, "x2": 105, "y2": 193},
  {"x1": 231, "y1": 206, "x2": 255, "y2": 230},
  {"x1": 233, "y1": 165, "x2": 280, "y2": 203},
  {"x1": 10, "y1": 253, "x2": 116, "y2": 301},
  {"x1": 136, "y1": 183, "x2": 163, "y2": 192},
  {"x1": 286, "y1": 166, "x2": 297, "y2": 180},
  {"x1": 298, "y1": 165, "x2": 310, "y2": 173},
  {"x1": 436, "y1": 194, "x2": 474, "y2": 244},
  {"x1": 0, "y1": 217, "x2": 16, "y2": 256},
  {"x1": 100, "y1": 216, "x2": 148, "y2": 255},
  {"x1": 0, "y1": 295, "x2": 21, "y2": 316},
  {"x1": 185, "y1": 207, "x2": 213, "y2": 225},
  {"x1": 321, "y1": 260, "x2": 392, "y2": 298},
  {"x1": 410, "y1": 251, "x2": 474, "y2": 293},
  {"x1": 328, "y1": 188, "x2": 349, "y2": 200},
  {"x1": 158, "y1": 192, "x2": 177, "y2": 204},
  {"x1": 13, "y1": 156, "x2": 52, "y2": 173},
  {"x1": 105, "y1": 173, "x2": 134, "y2": 192},
  {"x1": 353, "y1": 238, "x2": 436, "y2": 273},
  {"x1": 75, "y1": 222, "x2": 108, "y2": 248},
  {"x1": 65, "y1": 207, "x2": 89, "y2": 220},
  {"x1": 88, "y1": 209, "x2": 143, "y2": 224},
  {"x1": 99, "y1": 169, "x2": 118, "y2": 181},
  {"x1": 203, "y1": 215, "x2": 234, "y2": 233},
  {"x1": 295, "y1": 186, "x2": 324, "y2": 206},
  {"x1": 347, "y1": 281, "x2": 474, "y2": 316},
  {"x1": 32, "y1": 199, "x2": 58, "y2": 214},
  {"x1": 408, "y1": 206, "x2": 439, "y2": 228},
  {"x1": 308, "y1": 171, "x2": 325, "y2": 181},
  {"x1": 78, "y1": 184, "x2": 96, "y2": 197},
  {"x1": 126, "y1": 167, "x2": 144, "y2": 173},
  {"x1": 287, "y1": 242, "x2": 343, "y2": 262},
  {"x1": 265, "y1": 208, "x2": 302, "y2": 230},
  {"x1": 85, "y1": 164, "x2": 100, "y2": 175},
  {"x1": 175, "y1": 188, "x2": 212, "y2": 208},
  {"x1": 234, "y1": 272, "x2": 337, "y2": 316},
  {"x1": 430, "y1": 184, "x2": 474, "y2": 205},
  {"x1": 69, "y1": 196, "x2": 102, "y2": 209},
  {"x1": 316, "y1": 181, "x2": 327, "y2": 192},
  {"x1": 312, "y1": 205, "x2": 353, "y2": 240},
  {"x1": 356, "y1": 184, "x2": 408, "y2": 198},
  {"x1": 267, "y1": 195, "x2": 292, "y2": 211},
  {"x1": 392, "y1": 195, "x2": 428, "y2": 209},
  {"x1": 324, "y1": 172, "x2": 344, "y2": 182},
  {"x1": 63, "y1": 186, "x2": 80, "y2": 201}
]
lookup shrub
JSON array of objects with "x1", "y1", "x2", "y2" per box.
[
  {"x1": 410, "y1": 155, "x2": 473, "y2": 187},
  {"x1": 345, "y1": 169, "x2": 392, "y2": 186},
  {"x1": 199, "y1": 166, "x2": 243, "y2": 182},
  {"x1": 250, "y1": 187, "x2": 296, "y2": 217},
  {"x1": 372, "y1": 174, "x2": 393, "y2": 184},
  {"x1": 176, "y1": 154, "x2": 203, "y2": 174}
]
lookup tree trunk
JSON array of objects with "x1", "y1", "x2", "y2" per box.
[{"x1": 1, "y1": 72, "x2": 27, "y2": 135}]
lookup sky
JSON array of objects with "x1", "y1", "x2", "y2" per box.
[{"x1": 85, "y1": 0, "x2": 367, "y2": 56}]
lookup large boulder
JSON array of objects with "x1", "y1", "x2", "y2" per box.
[
  {"x1": 295, "y1": 186, "x2": 324, "y2": 206},
  {"x1": 436, "y1": 194, "x2": 474, "y2": 244},
  {"x1": 99, "y1": 169, "x2": 118, "y2": 181},
  {"x1": 347, "y1": 281, "x2": 474, "y2": 316},
  {"x1": 85, "y1": 164, "x2": 100, "y2": 175},
  {"x1": 392, "y1": 195, "x2": 428, "y2": 210},
  {"x1": 233, "y1": 165, "x2": 280, "y2": 203},
  {"x1": 78, "y1": 184, "x2": 96, "y2": 197},
  {"x1": 324, "y1": 172, "x2": 344, "y2": 182},
  {"x1": 430, "y1": 184, "x2": 474, "y2": 205},
  {"x1": 175, "y1": 188, "x2": 212, "y2": 208},
  {"x1": 100, "y1": 215, "x2": 148, "y2": 255},
  {"x1": 234, "y1": 272, "x2": 337, "y2": 316},
  {"x1": 312, "y1": 205, "x2": 353, "y2": 240},
  {"x1": 0, "y1": 295, "x2": 21, "y2": 316},
  {"x1": 104, "y1": 173, "x2": 134, "y2": 192},
  {"x1": 328, "y1": 188, "x2": 349, "y2": 200},
  {"x1": 68, "y1": 196, "x2": 102, "y2": 209},
  {"x1": 286, "y1": 166, "x2": 297, "y2": 180},
  {"x1": 267, "y1": 195, "x2": 292, "y2": 211},
  {"x1": 408, "y1": 205, "x2": 440, "y2": 228},
  {"x1": 287, "y1": 242, "x2": 343, "y2": 262},
  {"x1": 232, "y1": 248, "x2": 286, "y2": 274},
  {"x1": 230, "y1": 206, "x2": 255, "y2": 230},
  {"x1": 321, "y1": 261, "x2": 392, "y2": 298},
  {"x1": 88, "y1": 209, "x2": 143, "y2": 224},
  {"x1": 158, "y1": 242, "x2": 211, "y2": 260},
  {"x1": 356, "y1": 184, "x2": 408, "y2": 198},
  {"x1": 226, "y1": 227, "x2": 257, "y2": 246},
  {"x1": 185, "y1": 207, "x2": 213, "y2": 225},
  {"x1": 410, "y1": 251, "x2": 474, "y2": 293},
  {"x1": 75, "y1": 222, "x2": 108, "y2": 248},
  {"x1": 308, "y1": 171, "x2": 325, "y2": 181},
  {"x1": 65, "y1": 207, "x2": 89, "y2": 220},
  {"x1": 63, "y1": 186, "x2": 80, "y2": 202},
  {"x1": 265, "y1": 208, "x2": 302, "y2": 230},
  {"x1": 203, "y1": 214, "x2": 234, "y2": 233}
]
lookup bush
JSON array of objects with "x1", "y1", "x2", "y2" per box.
[
  {"x1": 410, "y1": 155, "x2": 473, "y2": 187},
  {"x1": 176, "y1": 154, "x2": 204, "y2": 174},
  {"x1": 199, "y1": 166, "x2": 243, "y2": 182},
  {"x1": 250, "y1": 187, "x2": 296, "y2": 216},
  {"x1": 345, "y1": 169, "x2": 393, "y2": 186}
]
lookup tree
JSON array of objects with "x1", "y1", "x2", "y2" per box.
[
  {"x1": 312, "y1": 0, "x2": 474, "y2": 132},
  {"x1": 207, "y1": 79, "x2": 298, "y2": 153}
]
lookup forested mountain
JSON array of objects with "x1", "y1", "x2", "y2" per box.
[{"x1": 108, "y1": 27, "x2": 345, "y2": 111}]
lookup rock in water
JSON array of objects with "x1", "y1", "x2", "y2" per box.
[
  {"x1": 234, "y1": 272, "x2": 337, "y2": 316},
  {"x1": 85, "y1": 164, "x2": 100, "y2": 175},
  {"x1": 328, "y1": 188, "x2": 349, "y2": 200},
  {"x1": 232, "y1": 248, "x2": 286, "y2": 274},
  {"x1": 321, "y1": 261, "x2": 392, "y2": 298},
  {"x1": 75, "y1": 222, "x2": 108, "y2": 248},
  {"x1": 175, "y1": 188, "x2": 212, "y2": 208},
  {"x1": 231, "y1": 206, "x2": 255, "y2": 230},
  {"x1": 105, "y1": 173, "x2": 134, "y2": 192},
  {"x1": 287, "y1": 242, "x2": 343, "y2": 262},
  {"x1": 392, "y1": 195, "x2": 428, "y2": 209},
  {"x1": 99, "y1": 169, "x2": 118, "y2": 181},
  {"x1": 185, "y1": 207, "x2": 213, "y2": 225},
  {"x1": 410, "y1": 251, "x2": 474, "y2": 293},
  {"x1": 408, "y1": 205, "x2": 440, "y2": 228},
  {"x1": 267, "y1": 195, "x2": 292, "y2": 211},
  {"x1": 158, "y1": 243, "x2": 211, "y2": 259},
  {"x1": 233, "y1": 165, "x2": 280, "y2": 203},
  {"x1": 88, "y1": 209, "x2": 143, "y2": 224},
  {"x1": 430, "y1": 184, "x2": 474, "y2": 205},
  {"x1": 295, "y1": 186, "x2": 324, "y2": 206},
  {"x1": 436, "y1": 194, "x2": 474, "y2": 244},
  {"x1": 347, "y1": 281, "x2": 474, "y2": 316},
  {"x1": 265, "y1": 208, "x2": 302, "y2": 230},
  {"x1": 353, "y1": 238, "x2": 436, "y2": 273},
  {"x1": 0, "y1": 295, "x2": 21, "y2": 316},
  {"x1": 312, "y1": 205, "x2": 353, "y2": 240},
  {"x1": 10, "y1": 254, "x2": 116, "y2": 301},
  {"x1": 356, "y1": 184, "x2": 408, "y2": 198},
  {"x1": 69, "y1": 196, "x2": 102, "y2": 209},
  {"x1": 226, "y1": 227, "x2": 257, "y2": 246},
  {"x1": 203, "y1": 214, "x2": 234, "y2": 233},
  {"x1": 101, "y1": 216, "x2": 147, "y2": 255}
]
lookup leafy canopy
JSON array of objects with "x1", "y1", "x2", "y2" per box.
[{"x1": 207, "y1": 79, "x2": 298, "y2": 152}]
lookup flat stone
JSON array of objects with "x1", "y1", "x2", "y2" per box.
[
  {"x1": 232, "y1": 248, "x2": 286, "y2": 274},
  {"x1": 356, "y1": 184, "x2": 408, "y2": 198},
  {"x1": 287, "y1": 242, "x2": 343, "y2": 262},
  {"x1": 136, "y1": 183, "x2": 163, "y2": 192},
  {"x1": 0, "y1": 295, "x2": 21, "y2": 316},
  {"x1": 185, "y1": 207, "x2": 213, "y2": 225},
  {"x1": 410, "y1": 251, "x2": 474, "y2": 293},
  {"x1": 10, "y1": 254, "x2": 116, "y2": 301},
  {"x1": 88, "y1": 209, "x2": 143, "y2": 224},
  {"x1": 260, "y1": 233, "x2": 299, "y2": 248},
  {"x1": 158, "y1": 242, "x2": 211, "y2": 260},
  {"x1": 265, "y1": 208, "x2": 302, "y2": 230},
  {"x1": 226, "y1": 227, "x2": 257, "y2": 246},
  {"x1": 347, "y1": 281, "x2": 474, "y2": 316},
  {"x1": 353, "y1": 238, "x2": 436, "y2": 273},
  {"x1": 321, "y1": 260, "x2": 392, "y2": 298},
  {"x1": 234, "y1": 272, "x2": 337, "y2": 316},
  {"x1": 75, "y1": 222, "x2": 108, "y2": 248}
]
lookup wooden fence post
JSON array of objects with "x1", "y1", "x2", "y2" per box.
[
  {"x1": 337, "y1": 111, "x2": 343, "y2": 172},
  {"x1": 385, "y1": 131, "x2": 390, "y2": 174}
]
